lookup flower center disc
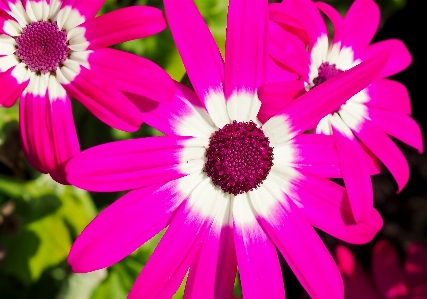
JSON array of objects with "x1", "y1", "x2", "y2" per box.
[
  {"x1": 204, "y1": 121, "x2": 274, "y2": 195},
  {"x1": 16, "y1": 21, "x2": 69, "y2": 74},
  {"x1": 312, "y1": 62, "x2": 344, "y2": 88}
]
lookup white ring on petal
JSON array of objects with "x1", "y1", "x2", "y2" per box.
[
  {"x1": 0, "y1": 55, "x2": 19, "y2": 72},
  {"x1": 205, "y1": 89, "x2": 230, "y2": 128},
  {"x1": 11, "y1": 62, "x2": 31, "y2": 83}
]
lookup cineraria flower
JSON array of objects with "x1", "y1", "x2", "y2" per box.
[
  {"x1": 266, "y1": 0, "x2": 423, "y2": 223},
  {"x1": 336, "y1": 240, "x2": 427, "y2": 299},
  {"x1": 65, "y1": 0, "x2": 388, "y2": 298},
  {"x1": 0, "y1": 0, "x2": 174, "y2": 182}
]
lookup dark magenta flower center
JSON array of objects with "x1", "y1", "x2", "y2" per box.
[
  {"x1": 204, "y1": 121, "x2": 274, "y2": 196},
  {"x1": 312, "y1": 62, "x2": 344, "y2": 87},
  {"x1": 16, "y1": 21, "x2": 69, "y2": 74}
]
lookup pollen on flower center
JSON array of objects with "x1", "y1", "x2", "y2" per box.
[
  {"x1": 204, "y1": 121, "x2": 274, "y2": 196},
  {"x1": 15, "y1": 21, "x2": 69, "y2": 74},
  {"x1": 312, "y1": 62, "x2": 344, "y2": 88}
]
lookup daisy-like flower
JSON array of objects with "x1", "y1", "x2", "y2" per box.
[
  {"x1": 266, "y1": 0, "x2": 423, "y2": 223},
  {"x1": 0, "y1": 0, "x2": 174, "y2": 182},
  {"x1": 336, "y1": 240, "x2": 427, "y2": 299},
  {"x1": 65, "y1": 0, "x2": 388, "y2": 298}
]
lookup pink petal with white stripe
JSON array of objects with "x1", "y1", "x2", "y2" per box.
[
  {"x1": 258, "y1": 197, "x2": 343, "y2": 299},
  {"x1": 65, "y1": 136, "x2": 199, "y2": 192},
  {"x1": 405, "y1": 243, "x2": 427, "y2": 297},
  {"x1": 335, "y1": 245, "x2": 381, "y2": 299},
  {"x1": 268, "y1": 50, "x2": 390, "y2": 137},
  {"x1": 185, "y1": 207, "x2": 236, "y2": 299},
  {"x1": 163, "y1": 0, "x2": 227, "y2": 127},
  {"x1": 137, "y1": 82, "x2": 215, "y2": 138},
  {"x1": 315, "y1": 2, "x2": 344, "y2": 45},
  {"x1": 292, "y1": 134, "x2": 342, "y2": 178},
  {"x1": 372, "y1": 240, "x2": 410, "y2": 299},
  {"x1": 48, "y1": 81, "x2": 79, "y2": 184},
  {"x1": 368, "y1": 107, "x2": 423, "y2": 153},
  {"x1": 61, "y1": 0, "x2": 104, "y2": 20},
  {"x1": 289, "y1": 170, "x2": 382, "y2": 244},
  {"x1": 354, "y1": 120, "x2": 409, "y2": 192},
  {"x1": 87, "y1": 48, "x2": 174, "y2": 103},
  {"x1": 78, "y1": 6, "x2": 165, "y2": 50},
  {"x1": 333, "y1": 124, "x2": 373, "y2": 223},
  {"x1": 63, "y1": 66, "x2": 142, "y2": 132},
  {"x1": 224, "y1": 0, "x2": 267, "y2": 100},
  {"x1": 343, "y1": 0, "x2": 380, "y2": 58},
  {"x1": 257, "y1": 80, "x2": 304, "y2": 124},
  {"x1": 19, "y1": 90, "x2": 55, "y2": 173},
  {"x1": 69, "y1": 177, "x2": 189, "y2": 272},
  {"x1": 0, "y1": 66, "x2": 29, "y2": 107},
  {"x1": 129, "y1": 177, "x2": 226, "y2": 299},
  {"x1": 233, "y1": 195, "x2": 285, "y2": 299},
  {"x1": 366, "y1": 79, "x2": 411, "y2": 114},
  {"x1": 268, "y1": 21, "x2": 310, "y2": 81},
  {"x1": 360, "y1": 39, "x2": 412, "y2": 79}
]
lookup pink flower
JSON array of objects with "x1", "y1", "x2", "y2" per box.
[
  {"x1": 265, "y1": 0, "x2": 423, "y2": 223},
  {"x1": 65, "y1": 0, "x2": 388, "y2": 298},
  {"x1": 336, "y1": 240, "x2": 427, "y2": 299},
  {"x1": 0, "y1": 0, "x2": 174, "y2": 183}
]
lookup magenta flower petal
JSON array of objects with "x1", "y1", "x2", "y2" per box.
[
  {"x1": 257, "y1": 79, "x2": 304, "y2": 123},
  {"x1": 342, "y1": 0, "x2": 380, "y2": 57},
  {"x1": 62, "y1": 0, "x2": 104, "y2": 20},
  {"x1": 259, "y1": 198, "x2": 343, "y2": 299},
  {"x1": 361, "y1": 39, "x2": 412, "y2": 79},
  {"x1": 315, "y1": 2, "x2": 343, "y2": 45},
  {"x1": 354, "y1": 120, "x2": 409, "y2": 192},
  {"x1": 405, "y1": 243, "x2": 427, "y2": 297},
  {"x1": 367, "y1": 79, "x2": 412, "y2": 114},
  {"x1": 63, "y1": 66, "x2": 142, "y2": 132},
  {"x1": 224, "y1": 0, "x2": 267, "y2": 100},
  {"x1": 368, "y1": 107, "x2": 423, "y2": 153},
  {"x1": 48, "y1": 92, "x2": 80, "y2": 184},
  {"x1": 129, "y1": 179, "x2": 229, "y2": 299},
  {"x1": 66, "y1": 136, "x2": 195, "y2": 192},
  {"x1": 372, "y1": 240, "x2": 410, "y2": 299},
  {"x1": 185, "y1": 226, "x2": 237, "y2": 299},
  {"x1": 292, "y1": 134, "x2": 342, "y2": 178},
  {"x1": 290, "y1": 170, "x2": 381, "y2": 244},
  {"x1": 19, "y1": 90, "x2": 56, "y2": 173},
  {"x1": 87, "y1": 48, "x2": 175, "y2": 103},
  {"x1": 0, "y1": 66, "x2": 29, "y2": 107},
  {"x1": 80, "y1": 6, "x2": 165, "y2": 50},
  {"x1": 268, "y1": 21, "x2": 310, "y2": 80},
  {"x1": 265, "y1": 56, "x2": 299, "y2": 84},
  {"x1": 163, "y1": 0, "x2": 226, "y2": 126},
  {"x1": 270, "y1": 0, "x2": 327, "y2": 47},
  {"x1": 69, "y1": 181, "x2": 183, "y2": 272},
  {"x1": 333, "y1": 124, "x2": 373, "y2": 223},
  {"x1": 360, "y1": 141, "x2": 381, "y2": 175},
  {"x1": 233, "y1": 196, "x2": 285, "y2": 299},
  {"x1": 335, "y1": 245, "x2": 382, "y2": 299},
  {"x1": 271, "y1": 50, "x2": 390, "y2": 137}
]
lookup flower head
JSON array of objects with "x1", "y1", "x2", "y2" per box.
[
  {"x1": 266, "y1": 0, "x2": 423, "y2": 223},
  {"x1": 65, "y1": 0, "x2": 388, "y2": 298},
  {"x1": 0, "y1": 0, "x2": 175, "y2": 182},
  {"x1": 336, "y1": 240, "x2": 427, "y2": 299}
]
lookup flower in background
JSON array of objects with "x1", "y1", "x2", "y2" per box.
[
  {"x1": 336, "y1": 240, "x2": 427, "y2": 299},
  {"x1": 65, "y1": 0, "x2": 388, "y2": 298},
  {"x1": 264, "y1": 0, "x2": 423, "y2": 223},
  {"x1": 0, "y1": 0, "x2": 175, "y2": 183}
]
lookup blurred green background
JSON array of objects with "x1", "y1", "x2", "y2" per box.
[{"x1": 2, "y1": 0, "x2": 425, "y2": 298}]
